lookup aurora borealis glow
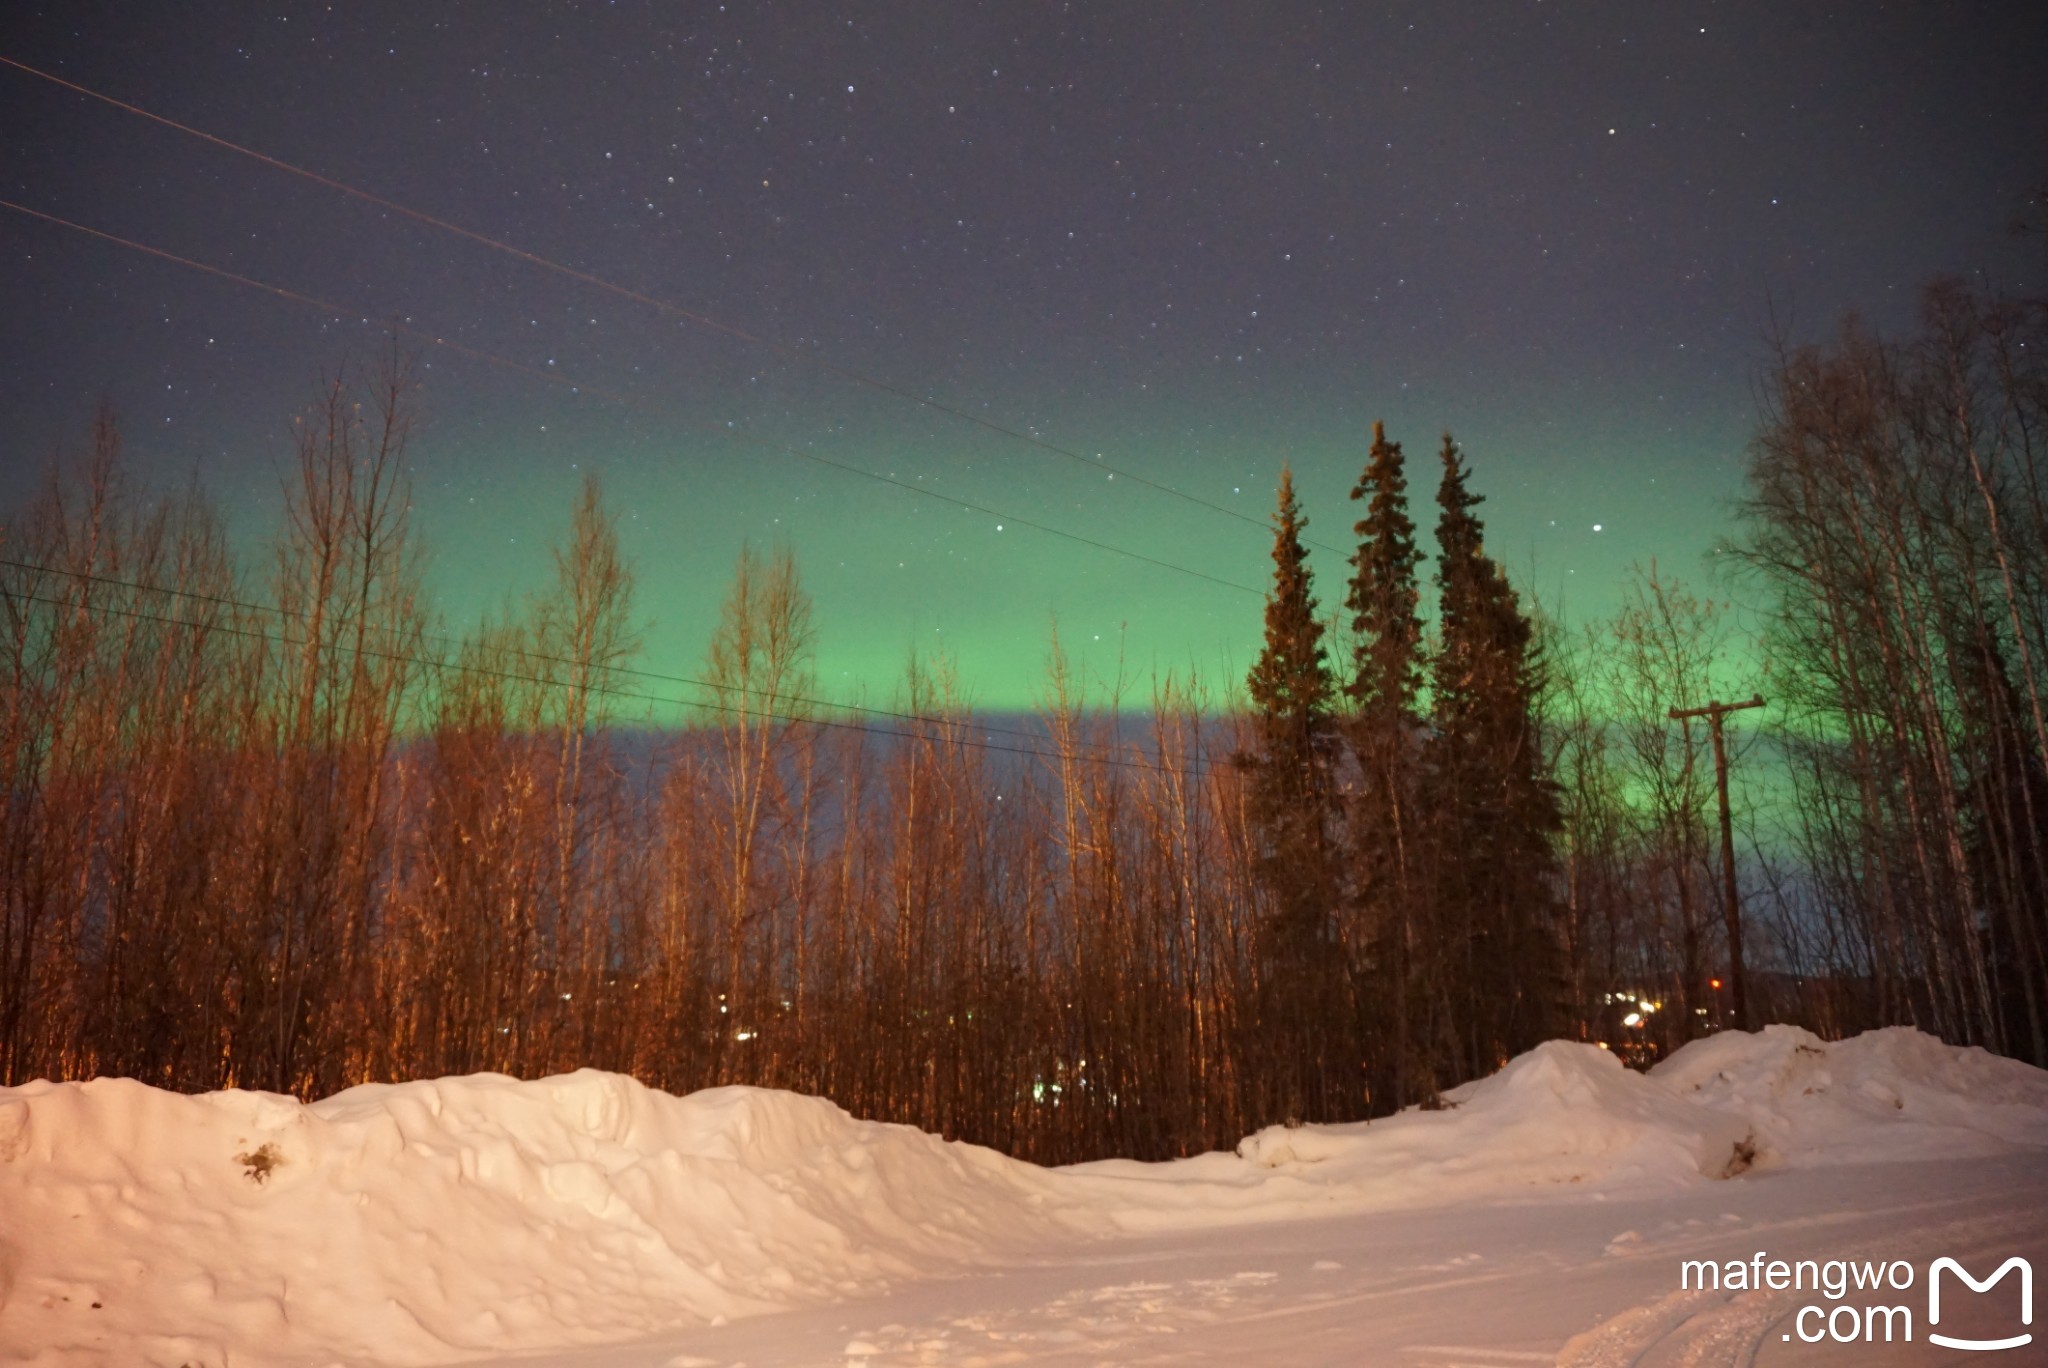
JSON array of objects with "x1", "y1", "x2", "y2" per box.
[{"x1": 4, "y1": 3, "x2": 2043, "y2": 711}]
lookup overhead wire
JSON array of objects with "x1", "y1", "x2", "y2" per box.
[
  {"x1": 13, "y1": 584, "x2": 1208, "y2": 775},
  {"x1": 0, "y1": 199, "x2": 1264, "y2": 599},
  {"x1": 1, "y1": 556, "x2": 1225, "y2": 776},
  {"x1": 0, "y1": 52, "x2": 1348, "y2": 556},
  {"x1": 707, "y1": 426, "x2": 1262, "y2": 597},
  {"x1": 0, "y1": 198, "x2": 627, "y2": 405}
]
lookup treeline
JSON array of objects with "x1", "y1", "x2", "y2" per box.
[
  {"x1": 1736, "y1": 279, "x2": 2048, "y2": 1060},
  {"x1": 1537, "y1": 276, "x2": 2048, "y2": 1068},
  {"x1": 0, "y1": 358, "x2": 1565, "y2": 1160},
  {"x1": 3, "y1": 278, "x2": 2044, "y2": 1162}
]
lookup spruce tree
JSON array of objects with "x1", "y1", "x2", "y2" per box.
[
  {"x1": 1343, "y1": 421, "x2": 1427, "y2": 1106},
  {"x1": 1427, "y1": 434, "x2": 1565, "y2": 1076},
  {"x1": 1244, "y1": 467, "x2": 1339, "y2": 911},
  {"x1": 1240, "y1": 467, "x2": 1344, "y2": 1122},
  {"x1": 1346, "y1": 422, "x2": 1423, "y2": 726}
]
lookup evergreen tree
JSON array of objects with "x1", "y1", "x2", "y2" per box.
[
  {"x1": 1343, "y1": 421, "x2": 1428, "y2": 1105},
  {"x1": 1244, "y1": 467, "x2": 1340, "y2": 921},
  {"x1": 1239, "y1": 468, "x2": 1345, "y2": 1120},
  {"x1": 1345, "y1": 423, "x2": 1423, "y2": 725},
  {"x1": 1427, "y1": 434, "x2": 1565, "y2": 1076}
]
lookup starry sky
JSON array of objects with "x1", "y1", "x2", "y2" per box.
[{"x1": 3, "y1": 2, "x2": 2043, "y2": 713}]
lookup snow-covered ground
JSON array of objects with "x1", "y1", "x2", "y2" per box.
[{"x1": 4, "y1": 1027, "x2": 2045, "y2": 1366}]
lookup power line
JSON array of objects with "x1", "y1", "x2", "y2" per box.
[
  {"x1": 708, "y1": 426, "x2": 1262, "y2": 597},
  {"x1": 0, "y1": 52, "x2": 1346, "y2": 557},
  {"x1": 0, "y1": 553, "x2": 1174, "y2": 766},
  {"x1": 0, "y1": 200, "x2": 1263, "y2": 600},
  {"x1": 8, "y1": 585, "x2": 1215, "y2": 777},
  {"x1": 0, "y1": 198, "x2": 625, "y2": 405},
  {"x1": 2, "y1": 556, "x2": 1223, "y2": 777}
]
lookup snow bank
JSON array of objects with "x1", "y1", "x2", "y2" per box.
[
  {"x1": 0, "y1": 1070, "x2": 1077, "y2": 1367},
  {"x1": 1653, "y1": 1023, "x2": 2048, "y2": 1163},
  {"x1": 1067, "y1": 1041, "x2": 1757, "y2": 1231},
  {"x1": 5, "y1": 1028, "x2": 2043, "y2": 1365},
  {"x1": 1069, "y1": 1028, "x2": 2048, "y2": 1232}
]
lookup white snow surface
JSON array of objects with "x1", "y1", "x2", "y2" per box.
[
  {"x1": 0, "y1": 1072, "x2": 1075, "y2": 1365},
  {"x1": 1066, "y1": 1041, "x2": 1757, "y2": 1231},
  {"x1": 2, "y1": 1027, "x2": 2044, "y2": 1366},
  {"x1": 1651, "y1": 1022, "x2": 2048, "y2": 1161}
]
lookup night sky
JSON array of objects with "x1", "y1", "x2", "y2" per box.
[{"x1": 4, "y1": 3, "x2": 2043, "y2": 712}]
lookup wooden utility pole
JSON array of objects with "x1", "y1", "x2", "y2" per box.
[{"x1": 1668, "y1": 694, "x2": 1765, "y2": 1031}]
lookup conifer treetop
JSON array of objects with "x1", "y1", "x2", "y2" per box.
[
  {"x1": 1247, "y1": 463, "x2": 1333, "y2": 732},
  {"x1": 1346, "y1": 420, "x2": 1423, "y2": 719}
]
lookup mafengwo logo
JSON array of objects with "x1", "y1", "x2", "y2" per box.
[
  {"x1": 1681, "y1": 1253, "x2": 2032, "y2": 1349},
  {"x1": 1927, "y1": 1257, "x2": 2032, "y2": 1353}
]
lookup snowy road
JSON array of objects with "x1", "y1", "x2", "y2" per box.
[{"x1": 484, "y1": 1152, "x2": 2048, "y2": 1368}]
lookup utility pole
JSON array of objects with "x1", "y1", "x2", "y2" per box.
[{"x1": 1669, "y1": 694, "x2": 1765, "y2": 1031}]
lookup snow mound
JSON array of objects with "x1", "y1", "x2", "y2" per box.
[
  {"x1": 1653, "y1": 1023, "x2": 2048, "y2": 1163},
  {"x1": 1068, "y1": 1042, "x2": 1756, "y2": 1231},
  {"x1": 0, "y1": 1070, "x2": 1077, "y2": 1367},
  {"x1": 7, "y1": 1029, "x2": 2043, "y2": 1364}
]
